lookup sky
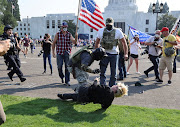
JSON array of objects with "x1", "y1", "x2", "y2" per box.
[{"x1": 18, "y1": 0, "x2": 180, "y2": 19}]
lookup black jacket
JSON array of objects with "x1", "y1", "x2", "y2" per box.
[{"x1": 77, "y1": 84, "x2": 114, "y2": 109}]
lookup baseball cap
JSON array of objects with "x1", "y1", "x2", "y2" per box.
[
  {"x1": 106, "y1": 18, "x2": 114, "y2": 25},
  {"x1": 160, "y1": 27, "x2": 169, "y2": 32},
  {"x1": 62, "y1": 22, "x2": 68, "y2": 27}
]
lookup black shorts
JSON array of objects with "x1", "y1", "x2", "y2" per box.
[{"x1": 130, "y1": 54, "x2": 138, "y2": 59}]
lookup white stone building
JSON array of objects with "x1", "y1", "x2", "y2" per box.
[{"x1": 14, "y1": 0, "x2": 180, "y2": 40}]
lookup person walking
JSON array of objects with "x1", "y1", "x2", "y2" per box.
[
  {"x1": 126, "y1": 34, "x2": 141, "y2": 74},
  {"x1": 95, "y1": 17, "x2": 128, "y2": 87},
  {"x1": 2, "y1": 25, "x2": 26, "y2": 82},
  {"x1": 52, "y1": 22, "x2": 78, "y2": 86},
  {"x1": 144, "y1": 30, "x2": 163, "y2": 80},
  {"x1": 118, "y1": 33, "x2": 130, "y2": 80},
  {"x1": 42, "y1": 33, "x2": 53, "y2": 75},
  {"x1": 156, "y1": 27, "x2": 177, "y2": 85},
  {"x1": 23, "y1": 35, "x2": 31, "y2": 58}
]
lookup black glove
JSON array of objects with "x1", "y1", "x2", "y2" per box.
[
  {"x1": 92, "y1": 69, "x2": 100, "y2": 74},
  {"x1": 165, "y1": 40, "x2": 169, "y2": 42}
]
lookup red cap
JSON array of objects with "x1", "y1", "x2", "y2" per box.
[{"x1": 161, "y1": 27, "x2": 169, "y2": 32}]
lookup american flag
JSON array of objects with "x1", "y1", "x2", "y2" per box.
[{"x1": 78, "y1": 0, "x2": 105, "y2": 31}]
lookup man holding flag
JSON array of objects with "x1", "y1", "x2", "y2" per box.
[{"x1": 95, "y1": 17, "x2": 128, "y2": 87}]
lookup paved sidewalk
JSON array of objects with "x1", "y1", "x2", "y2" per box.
[{"x1": 0, "y1": 47, "x2": 180, "y2": 110}]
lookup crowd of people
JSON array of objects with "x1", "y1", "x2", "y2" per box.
[{"x1": 0, "y1": 16, "x2": 179, "y2": 125}]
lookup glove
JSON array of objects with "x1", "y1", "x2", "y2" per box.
[
  {"x1": 92, "y1": 69, "x2": 100, "y2": 74},
  {"x1": 165, "y1": 40, "x2": 169, "y2": 42}
]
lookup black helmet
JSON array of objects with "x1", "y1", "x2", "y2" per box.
[
  {"x1": 92, "y1": 47, "x2": 107, "y2": 60},
  {"x1": 4, "y1": 25, "x2": 13, "y2": 32}
]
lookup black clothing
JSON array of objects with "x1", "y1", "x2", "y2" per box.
[
  {"x1": 58, "y1": 84, "x2": 114, "y2": 109},
  {"x1": 42, "y1": 40, "x2": 51, "y2": 54},
  {"x1": 2, "y1": 32, "x2": 25, "y2": 81}
]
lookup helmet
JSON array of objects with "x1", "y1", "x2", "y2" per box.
[
  {"x1": 92, "y1": 47, "x2": 107, "y2": 60},
  {"x1": 4, "y1": 25, "x2": 13, "y2": 32}
]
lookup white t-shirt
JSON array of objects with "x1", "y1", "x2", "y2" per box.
[
  {"x1": 145, "y1": 36, "x2": 163, "y2": 56},
  {"x1": 96, "y1": 28, "x2": 124, "y2": 54},
  {"x1": 130, "y1": 39, "x2": 141, "y2": 55}
]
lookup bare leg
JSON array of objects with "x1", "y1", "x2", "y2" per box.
[
  {"x1": 168, "y1": 70, "x2": 172, "y2": 81},
  {"x1": 134, "y1": 58, "x2": 139, "y2": 72},
  {"x1": 159, "y1": 69, "x2": 164, "y2": 80},
  {"x1": 127, "y1": 57, "x2": 133, "y2": 72}
]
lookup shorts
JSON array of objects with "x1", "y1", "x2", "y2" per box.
[
  {"x1": 130, "y1": 54, "x2": 138, "y2": 59},
  {"x1": 159, "y1": 56, "x2": 174, "y2": 71},
  {"x1": 24, "y1": 46, "x2": 29, "y2": 50}
]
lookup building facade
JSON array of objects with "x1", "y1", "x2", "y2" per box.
[{"x1": 14, "y1": 0, "x2": 179, "y2": 40}]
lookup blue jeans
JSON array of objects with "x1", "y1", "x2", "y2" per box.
[
  {"x1": 145, "y1": 55, "x2": 159, "y2": 79},
  {"x1": 56, "y1": 51, "x2": 70, "y2": 83},
  {"x1": 99, "y1": 53, "x2": 118, "y2": 87},
  {"x1": 118, "y1": 52, "x2": 126, "y2": 80},
  {"x1": 43, "y1": 53, "x2": 52, "y2": 73}
]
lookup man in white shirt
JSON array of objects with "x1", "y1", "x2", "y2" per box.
[
  {"x1": 144, "y1": 30, "x2": 163, "y2": 80},
  {"x1": 95, "y1": 17, "x2": 128, "y2": 87}
]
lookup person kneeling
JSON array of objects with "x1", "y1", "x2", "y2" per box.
[{"x1": 57, "y1": 78, "x2": 128, "y2": 109}]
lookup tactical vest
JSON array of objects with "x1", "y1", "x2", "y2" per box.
[
  {"x1": 101, "y1": 28, "x2": 119, "y2": 50},
  {"x1": 71, "y1": 45, "x2": 93, "y2": 64}
]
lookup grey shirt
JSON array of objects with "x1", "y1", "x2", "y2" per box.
[{"x1": 145, "y1": 36, "x2": 163, "y2": 56}]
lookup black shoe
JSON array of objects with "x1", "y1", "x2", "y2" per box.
[
  {"x1": 57, "y1": 94, "x2": 65, "y2": 100},
  {"x1": 7, "y1": 67, "x2": 11, "y2": 70},
  {"x1": 156, "y1": 79, "x2": 163, "y2": 84},
  {"x1": 167, "y1": 80, "x2": 172, "y2": 85},
  {"x1": 144, "y1": 71, "x2": 148, "y2": 77},
  {"x1": 7, "y1": 73, "x2": 13, "y2": 81},
  {"x1": 61, "y1": 79, "x2": 64, "y2": 83},
  {"x1": 20, "y1": 78, "x2": 26, "y2": 82}
]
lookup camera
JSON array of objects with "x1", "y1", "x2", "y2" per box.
[
  {"x1": 141, "y1": 49, "x2": 149, "y2": 56},
  {"x1": 152, "y1": 42, "x2": 158, "y2": 46},
  {"x1": 141, "y1": 46, "x2": 149, "y2": 56},
  {"x1": 38, "y1": 50, "x2": 44, "y2": 57}
]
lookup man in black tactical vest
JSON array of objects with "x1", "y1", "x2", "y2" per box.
[
  {"x1": 2, "y1": 25, "x2": 26, "y2": 82},
  {"x1": 95, "y1": 18, "x2": 128, "y2": 87},
  {"x1": 68, "y1": 46, "x2": 107, "y2": 92}
]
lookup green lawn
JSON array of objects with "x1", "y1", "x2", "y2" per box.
[{"x1": 0, "y1": 95, "x2": 180, "y2": 127}]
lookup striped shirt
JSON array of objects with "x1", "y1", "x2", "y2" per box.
[{"x1": 56, "y1": 31, "x2": 72, "y2": 55}]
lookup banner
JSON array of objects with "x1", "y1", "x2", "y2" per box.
[
  {"x1": 170, "y1": 16, "x2": 180, "y2": 35},
  {"x1": 128, "y1": 25, "x2": 151, "y2": 42}
]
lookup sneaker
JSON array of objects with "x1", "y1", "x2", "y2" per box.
[
  {"x1": 156, "y1": 79, "x2": 163, "y2": 84},
  {"x1": 136, "y1": 72, "x2": 141, "y2": 75},
  {"x1": 127, "y1": 72, "x2": 130, "y2": 75},
  {"x1": 166, "y1": 80, "x2": 172, "y2": 85},
  {"x1": 144, "y1": 71, "x2": 148, "y2": 77}
]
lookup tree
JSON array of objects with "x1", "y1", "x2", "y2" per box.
[
  {"x1": 2, "y1": 3, "x2": 17, "y2": 27},
  {"x1": 11, "y1": 0, "x2": 21, "y2": 21},
  {"x1": 158, "y1": 14, "x2": 177, "y2": 30},
  {"x1": 64, "y1": 20, "x2": 76, "y2": 36}
]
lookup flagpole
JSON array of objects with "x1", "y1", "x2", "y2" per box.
[{"x1": 76, "y1": 0, "x2": 82, "y2": 35}]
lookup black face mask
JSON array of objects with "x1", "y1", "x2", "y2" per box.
[{"x1": 106, "y1": 25, "x2": 113, "y2": 31}]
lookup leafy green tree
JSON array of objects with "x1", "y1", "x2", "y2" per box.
[
  {"x1": 2, "y1": 3, "x2": 17, "y2": 27},
  {"x1": 157, "y1": 14, "x2": 177, "y2": 30},
  {"x1": 64, "y1": 20, "x2": 76, "y2": 36},
  {"x1": 178, "y1": 31, "x2": 180, "y2": 36},
  {"x1": 11, "y1": 0, "x2": 21, "y2": 21}
]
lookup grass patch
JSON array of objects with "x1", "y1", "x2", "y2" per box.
[{"x1": 0, "y1": 95, "x2": 180, "y2": 127}]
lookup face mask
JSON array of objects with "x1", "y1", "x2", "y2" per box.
[
  {"x1": 106, "y1": 25, "x2": 113, "y2": 31},
  {"x1": 63, "y1": 28, "x2": 67, "y2": 31},
  {"x1": 155, "y1": 34, "x2": 160, "y2": 38}
]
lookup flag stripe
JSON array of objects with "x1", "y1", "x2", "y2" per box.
[
  {"x1": 79, "y1": 9, "x2": 105, "y2": 27},
  {"x1": 79, "y1": 18, "x2": 99, "y2": 31},
  {"x1": 78, "y1": 0, "x2": 105, "y2": 31}
]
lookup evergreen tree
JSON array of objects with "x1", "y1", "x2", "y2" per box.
[
  {"x1": 11, "y1": 0, "x2": 21, "y2": 21},
  {"x1": 64, "y1": 20, "x2": 76, "y2": 36}
]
